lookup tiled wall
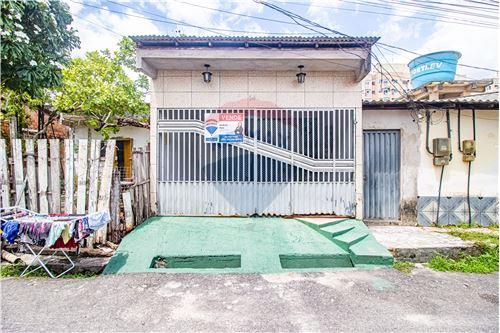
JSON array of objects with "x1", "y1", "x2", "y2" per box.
[{"x1": 417, "y1": 196, "x2": 498, "y2": 226}]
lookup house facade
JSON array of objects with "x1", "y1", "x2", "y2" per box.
[
  {"x1": 363, "y1": 97, "x2": 498, "y2": 225},
  {"x1": 133, "y1": 35, "x2": 378, "y2": 219}
]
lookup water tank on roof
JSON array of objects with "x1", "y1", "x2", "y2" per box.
[{"x1": 408, "y1": 51, "x2": 461, "y2": 89}]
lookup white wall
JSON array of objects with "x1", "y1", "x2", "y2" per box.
[
  {"x1": 418, "y1": 109, "x2": 498, "y2": 197},
  {"x1": 150, "y1": 69, "x2": 363, "y2": 216},
  {"x1": 73, "y1": 125, "x2": 150, "y2": 149}
]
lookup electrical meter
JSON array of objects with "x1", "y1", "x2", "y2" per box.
[
  {"x1": 462, "y1": 140, "x2": 476, "y2": 162},
  {"x1": 432, "y1": 138, "x2": 451, "y2": 165}
]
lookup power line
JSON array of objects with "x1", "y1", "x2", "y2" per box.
[
  {"x1": 71, "y1": 0, "x2": 365, "y2": 73},
  {"x1": 73, "y1": 13, "x2": 124, "y2": 37},
  {"x1": 71, "y1": 0, "x2": 499, "y2": 74},
  {"x1": 271, "y1": 0, "x2": 498, "y2": 29},
  {"x1": 70, "y1": 0, "x2": 313, "y2": 35}
]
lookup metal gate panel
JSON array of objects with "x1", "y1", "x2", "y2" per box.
[
  {"x1": 157, "y1": 108, "x2": 356, "y2": 216},
  {"x1": 363, "y1": 130, "x2": 401, "y2": 220}
]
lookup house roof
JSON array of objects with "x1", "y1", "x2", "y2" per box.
[
  {"x1": 60, "y1": 114, "x2": 150, "y2": 129},
  {"x1": 363, "y1": 95, "x2": 499, "y2": 110},
  {"x1": 131, "y1": 35, "x2": 380, "y2": 49}
]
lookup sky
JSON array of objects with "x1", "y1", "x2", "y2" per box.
[{"x1": 65, "y1": 0, "x2": 499, "y2": 79}]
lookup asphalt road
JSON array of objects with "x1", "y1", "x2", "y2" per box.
[{"x1": 1, "y1": 267, "x2": 498, "y2": 332}]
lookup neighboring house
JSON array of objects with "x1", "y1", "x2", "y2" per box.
[
  {"x1": 60, "y1": 114, "x2": 150, "y2": 179},
  {"x1": 133, "y1": 35, "x2": 378, "y2": 218},
  {"x1": 363, "y1": 94, "x2": 498, "y2": 225},
  {"x1": 362, "y1": 63, "x2": 411, "y2": 101}
]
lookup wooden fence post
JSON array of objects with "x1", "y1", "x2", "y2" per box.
[
  {"x1": 76, "y1": 139, "x2": 88, "y2": 214},
  {"x1": 0, "y1": 139, "x2": 10, "y2": 207},
  {"x1": 49, "y1": 139, "x2": 60, "y2": 213},
  {"x1": 12, "y1": 139, "x2": 25, "y2": 207},
  {"x1": 37, "y1": 139, "x2": 49, "y2": 214},
  {"x1": 64, "y1": 139, "x2": 75, "y2": 214},
  {"x1": 25, "y1": 140, "x2": 38, "y2": 211},
  {"x1": 96, "y1": 140, "x2": 115, "y2": 243}
]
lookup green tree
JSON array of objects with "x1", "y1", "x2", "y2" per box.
[
  {"x1": 53, "y1": 49, "x2": 149, "y2": 138},
  {"x1": 1, "y1": 0, "x2": 80, "y2": 119},
  {"x1": 114, "y1": 37, "x2": 149, "y2": 94}
]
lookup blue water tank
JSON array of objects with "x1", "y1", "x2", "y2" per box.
[{"x1": 408, "y1": 51, "x2": 461, "y2": 89}]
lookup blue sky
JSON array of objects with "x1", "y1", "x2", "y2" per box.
[{"x1": 66, "y1": 0, "x2": 498, "y2": 79}]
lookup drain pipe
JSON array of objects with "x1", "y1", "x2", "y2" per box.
[
  {"x1": 446, "y1": 109, "x2": 452, "y2": 161},
  {"x1": 425, "y1": 111, "x2": 433, "y2": 155},
  {"x1": 467, "y1": 108, "x2": 477, "y2": 227},
  {"x1": 457, "y1": 105, "x2": 463, "y2": 153}
]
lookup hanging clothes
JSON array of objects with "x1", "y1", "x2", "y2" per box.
[
  {"x1": 45, "y1": 222, "x2": 66, "y2": 247},
  {"x1": 1, "y1": 221, "x2": 19, "y2": 244}
]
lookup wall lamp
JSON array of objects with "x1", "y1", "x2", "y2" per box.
[
  {"x1": 296, "y1": 65, "x2": 306, "y2": 84},
  {"x1": 202, "y1": 64, "x2": 212, "y2": 83}
]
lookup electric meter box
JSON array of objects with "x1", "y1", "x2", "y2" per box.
[
  {"x1": 462, "y1": 139, "x2": 476, "y2": 162},
  {"x1": 433, "y1": 156, "x2": 449, "y2": 166},
  {"x1": 433, "y1": 138, "x2": 451, "y2": 157}
]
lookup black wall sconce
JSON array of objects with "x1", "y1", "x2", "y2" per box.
[
  {"x1": 202, "y1": 64, "x2": 212, "y2": 83},
  {"x1": 296, "y1": 65, "x2": 306, "y2": 84}
]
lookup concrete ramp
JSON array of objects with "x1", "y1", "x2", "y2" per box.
[{"x1": 104, "y1": 216, "x2": 392, "y2": 275}]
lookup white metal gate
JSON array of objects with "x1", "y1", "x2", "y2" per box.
[{"x1": 157, "y1": 108, "x2": 356, "y2": 216}]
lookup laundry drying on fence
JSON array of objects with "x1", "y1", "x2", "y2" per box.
[{"x1": 0, "y1": 206, "x2": 111, "y2": 278}]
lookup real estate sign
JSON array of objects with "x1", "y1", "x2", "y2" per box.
[{"x1": 204, "y1": 113, "x2": 244, "y2": 143}]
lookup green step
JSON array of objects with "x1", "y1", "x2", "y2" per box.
[
  {"x1": 320, "y1": 223, "x2": 356, "y2": 237},
  {"x1": 349, "y1": 236, "x2": 394, "y2": 266},
  {"x1": 333, "y1": 229, "x2": 369, "y2": 250}
]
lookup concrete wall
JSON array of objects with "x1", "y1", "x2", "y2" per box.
[
  {"x1": 73, "y1": 125, "x2": 150, "y2": 149},
  {"x1": 362, "y1": 109, "x2": 420, "y2": 223},
  {"x1": 150, "y1": 69, "x2": 363, "y2": 216},
  {"x1": 418, "y1": 109, "x2": 498, "y2": 197}
]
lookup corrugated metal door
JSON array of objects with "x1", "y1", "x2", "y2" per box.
[
  {"x1": 157, "y1": 108, "x2": 356, "y2": 216},
  {"x1": 363, "y1": 130, "x2": 400, "y2": 220}
]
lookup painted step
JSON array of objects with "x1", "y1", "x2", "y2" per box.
[
  {"x1": 333, "y1": 229, "x2": 370, "y2": 249},
  {"x1": 296, "y1": 218, "x2": 350, "y2": 230},
  {"x1": 320, "y1": 223, "x2": 356, "y2": 237},
  {"x1": 349, "y1": 235, "x2": 394, "y2": 266}
]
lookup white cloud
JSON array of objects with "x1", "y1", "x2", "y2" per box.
[
  {"x1": 69, "y1": 5, "x2": 162, "y2": 57},
  {"x1": 416, "y1": 16, "x2": 498, "y2": 79},
  {"x1": 306, "y1": 0, "x2": 341, "y2": 29}
]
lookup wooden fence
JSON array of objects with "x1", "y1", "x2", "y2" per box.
[{"x1": 0, "y1": 139, "x2": 151, "y2": 245}]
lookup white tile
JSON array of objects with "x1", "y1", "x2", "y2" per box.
[
  {"x1": 305, "y1": 92, "x2": 333, "y2": 107},
  {"x1": 165, "y1": 77, "x2": 192, "y2": 92},
  {"x1": 249, "y1": 76, "x2": 277, "y2": 92},
  {"x1": 277, "y1": 92, "x2": 305, "y2": 108},
  {"x1": 247, "y1": 92, "x2": 278, "y2": 107},
  {"x1": 277, "y1": 76, "x2": 305, "y2": 92},
  {"x1": 220, "y1": 92, "x2": 249, "y2": 107},
  {"x1": 192, "y1": 92, "x2": 220, "y2": 107},
  {"x1": 220, "y1": 75, "x2": 248, "y2": 92},
  {"x1": 305, "y1": 76, "x2": 334, "y2": 92},
  {"x1": 163, "y1": 92, "x2": 192, "y2": 107},
  {"x1": 333, "y1": 91, "x2": 361, "y2": 108}
]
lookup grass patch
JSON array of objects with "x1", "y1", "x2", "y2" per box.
[
  {"x1": 428, "y1": 230, "x2": 499, "y2": 274},
  {"x1": 0, "y1": 263, "x2": 97, "y2": 279},
  {"x1": 393, "y1": 261, "x2": 415, "y2": 273}
]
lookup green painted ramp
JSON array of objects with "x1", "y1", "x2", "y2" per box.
[{"x1": 104, "y1": 216, "x2": 392, "y2": 275}]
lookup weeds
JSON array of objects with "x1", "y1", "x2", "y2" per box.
[
  {"x1": 393, "y1": 261, "x2": 415, "y2": 273},
  {"x1": 428, "y1": 230, "x2": 499, "y2": 274},
  {"x1": 0, "y1": 263, "x2": 97, "y2": 279}
]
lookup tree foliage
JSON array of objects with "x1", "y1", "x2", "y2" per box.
[
  {"x1": 53, "y1": 39, "x2": 149, "y2": 138},
  {"x1": 1, "y1": 0, "x2": 80, "y2": 118}
]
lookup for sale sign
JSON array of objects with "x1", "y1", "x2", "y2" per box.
[{"x1": 204, "y1": 112, "x2": 244, "y2": 143}]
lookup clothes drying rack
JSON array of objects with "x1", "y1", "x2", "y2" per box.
[{"x1": 0, "y1": 206, "x2": 103, "y2": 279}]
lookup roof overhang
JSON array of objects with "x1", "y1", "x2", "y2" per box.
[
  {"x1": 363, "y1": 99, "x2": 499, "y2": 111},
  {"x1": 132, "y1": 35, "x2": 379, "y2": 82},
  {"x1": 409, "y1": 80, "x2": 493, "y2": 100}
]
